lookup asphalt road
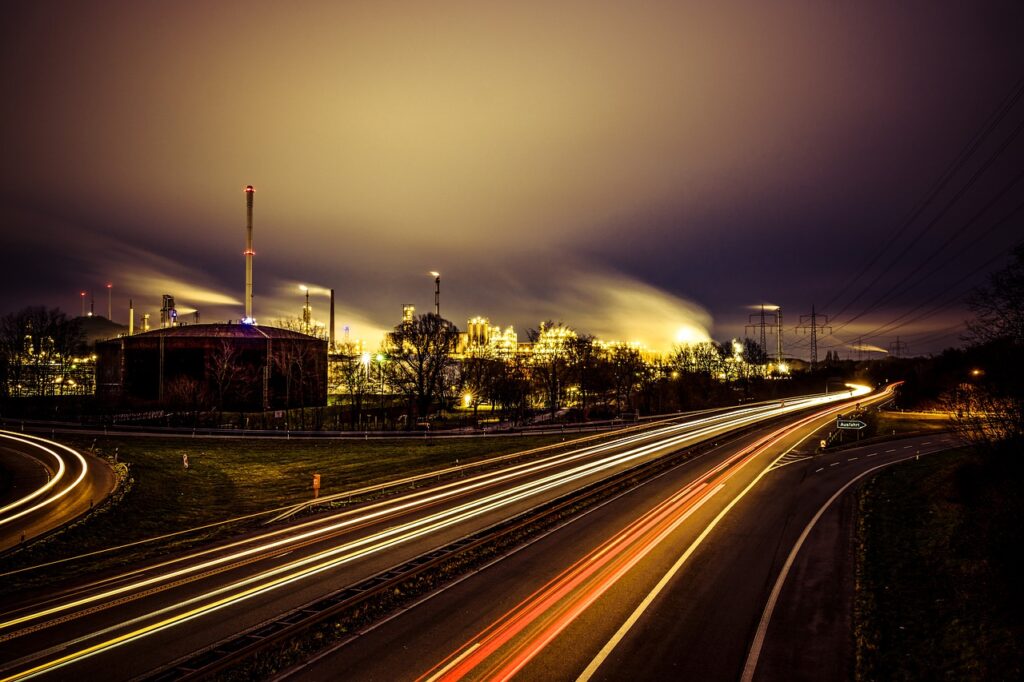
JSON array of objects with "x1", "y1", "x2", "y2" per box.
[
  {"x1": 0, "y1": 431, "x2": 116, "y2": 553},
  {"x1": 287, "y1": 406, "x2": 955, "y2": 681},
  {"x1": 0, "y1": 388, "x2": 872, "y2": 681}
]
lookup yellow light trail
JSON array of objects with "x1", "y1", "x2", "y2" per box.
[
  {"x1": 0, "y1": 387, "x2": 872, "y2": 681},
  {"x1": 0, "y1": 431, "x2": 87, "y2": 528}
]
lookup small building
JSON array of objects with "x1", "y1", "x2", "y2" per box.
[{"x1": 96, "y1": 323, "x2": 327, "y2": 410}]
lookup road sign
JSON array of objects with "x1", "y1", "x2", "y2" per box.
[{"x1": 837, "y1": 418, "x2": 867, "y2": 430}]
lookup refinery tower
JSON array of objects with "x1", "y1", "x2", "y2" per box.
[{"x1": 243, "y1": 185, "x2": 255, "y2": 323}]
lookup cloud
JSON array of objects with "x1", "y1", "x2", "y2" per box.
[{"x1": 510, "y1": 269, "x2": 712, "y2": 352}]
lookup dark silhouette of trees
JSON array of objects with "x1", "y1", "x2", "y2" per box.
[
  {"x1": 332, "y1": 341, "x2": 371, "y2": 428},
  {"x1": 385, "y1": 313, "x2": 459, "y2": 426},
  {"x1": 946, "y1": 245, "x2": 1024, "y2": 450},
  {"x1": 528, "y1": 321, "x2": 574, "y2": 420},
  {"x1": 610, "y1": 345, "x2": 644, "y2": 413},
  {"x1": 206, "y1": 340, "x2": 252, "y2": 411},
  {"x1": 0, "y1": 307, "x2": 84, "y2": 398}
]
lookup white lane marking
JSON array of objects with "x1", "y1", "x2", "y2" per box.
[
  {"x1": 829, "y1": 462, "x2": 839, "y2": 467},
  {"x1": 923, "y1": 441, "x2": 932, "y2": 445},
  {"x1": 577, "y1": 388, "x2": 883, "y2": 681},
  {"x1": 814, "y1": 468, "x2": 823, "y2": 473},
  {"x1": 741, "y1": 450, "x2": 939, "y2": 682},
  {"x1": 425, "y1": 642, "x2": 481, "y2": 682},
  {"x1": 575, "y1": 485, "x2": 727, "y2": 681},
  {"x1": 885, "y1": 449, "x2": 896, "y2": 453},
  {"x1": 848, "y1": 457, "x2": 858, "y2": 461},
  {"x1": 903, "y1": 445, "x2": 912, "y2": 449},
  {"x1": 866, "y1": 453, "x2": 877, "y2": 457}
]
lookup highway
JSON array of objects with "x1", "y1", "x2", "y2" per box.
[
  {"x1": 0, "y1": 387, "x2": 874, "y2": 681},
  {"x1": 277, "y1": 388, "x2": 956, "y2": 682},
  {"x1": 0, "y1": 431, "x2": 115, "y2": 554}
]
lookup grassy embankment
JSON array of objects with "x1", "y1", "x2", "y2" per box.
[
  {"x1": 0, "y1": 432, "x2": 572, "y2": 588},
  {"x1": 855, "y1": 446, "x2": 1024, "y2": 679}
]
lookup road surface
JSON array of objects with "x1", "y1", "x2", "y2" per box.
[
  {"x1": 0, "y1": 388, "x2": 872, "y2": 680},
  {"x1": 287, "y1": 408, "x2": 955, "y2": 681}
]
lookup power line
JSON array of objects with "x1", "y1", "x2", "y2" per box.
[
  {"x1": 827, "y1": 111, "x2": 1024, "y2": 325},
  {"x1": 822, "y1": 74, "x2": 1024, "y2": 314},
  {"x1": 828, "y1": 189, "x2": 1024, "y2": 336}
]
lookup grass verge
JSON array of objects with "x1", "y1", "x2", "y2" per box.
[
  {"x1": 855, "y1": 446, "x2": 1024, "y2": 680},
  {"x1": 0, "y1": 433, "x2": 574, "y2": 591}
]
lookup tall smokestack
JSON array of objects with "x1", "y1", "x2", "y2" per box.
[
  {"x1": 329, "y1": 288, "x2": 336, "y2": 351},
  {"x1": 128, "y1": 298, "x2": 134, "y2": 335},
  {"x1": 244, "y1": 185, "x2": 255, "y2": 322}
]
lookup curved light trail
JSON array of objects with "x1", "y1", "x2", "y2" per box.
[{"x1": 0, "y1": 431, "x2": 87, "y2": 529}]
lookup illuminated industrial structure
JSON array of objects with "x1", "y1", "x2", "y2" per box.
[
  {"x1": 3, "y1": 344, "x2": 96, "y2": 397},
  {"x1": 299, "y1": 285, "x2": 312, "y2": 334},
  {"x1": 531, "y1": 321, "x2": 576, "y2": 358},
  {"x1": 160, "y1": 294, "x2": 177, "y2": 328},
  {"x1": 242, "y1": 185, "x2": 256, "y2": 324},
  {"x1": 457, "y1": 316, "x2": 519, "y2": 358}
]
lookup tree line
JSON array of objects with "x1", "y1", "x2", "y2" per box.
[{"x1": 330, "y1": 314, "x2": 780, "y2": 429}]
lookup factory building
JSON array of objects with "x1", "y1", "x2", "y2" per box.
[{"x1": 96, "y1": 324, "x2": 327, "y2": 410}]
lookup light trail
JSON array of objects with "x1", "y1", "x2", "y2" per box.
[
  {"x1": 0, "y1": 387, "x2": 871, "y2": 681},
  {"x1": 418, "y1": 385, "x2": 879, "y2": 681},
  {"x1": 0, "y1": 432, "x2": 87, "y2": 528},
  {"x1": 0, "y1": 395, "x2": 826, "y2": 628}
]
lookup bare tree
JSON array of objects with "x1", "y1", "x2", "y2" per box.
[
  {"x1": 206, "y1": 340, "x2": 251, "y2": 411},
  {"x1": 610, "y1": 345, "x2": 644, "y2": 413},
  {"x1": 165, "y1": 375, "x2": 208, "y2": 413},
  {"x1": 331, "y1": 341, "x2": 371, "y2": 428},
  {"x1": 967, "y1": 243, "x2": 1024, "y2": 345},
  {"x1": 528, "y1": 321, "x2": 574, "y2": 420},
  {"x1": 949, "y1": 244, "x2": 1024, "y2": 450},
  {"x1": 566, "y1": 335, "x2": 601, "y2": 419},
  {"x1": 384, "y1": 313, "x2": 459, "y2": 426},
  {"x1": 459, "y1": 347, "x2": 502, "y2": 423}
]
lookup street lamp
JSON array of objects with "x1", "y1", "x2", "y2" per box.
[
  {"x1": 430, "y1": 271, "x2": 440, "y2": 317},
  {"x1": 106, "y1": 282, "x2": 113, "y2": 321},
  {"x1": 376, "y1": 353, "x2": 386, "y2": 429},
  {"x1": 80, "y1": 291, "x2": 86, "y2": 318}
]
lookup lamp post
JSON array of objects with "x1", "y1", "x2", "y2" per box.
[
  {"x1": 106, "y1": 282, "x2": 113, "y2": 321},
  {"x1": 430, "y1": 271, "x2": 440, "y2": 317},
  {"x1": 80, "y1": 291, "x2": 86, "y2": 317},
  {"x1": 376, "y1": 353, "x2": 386, "y2": 430}
]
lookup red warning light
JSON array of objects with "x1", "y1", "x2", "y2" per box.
[{"x1": 244, "y1": 185, "x2": 255, "y2": 192}]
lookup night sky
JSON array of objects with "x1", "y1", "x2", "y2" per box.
[{"x1": 2, "y1": 1, "x2": 1022, "y2": 357}]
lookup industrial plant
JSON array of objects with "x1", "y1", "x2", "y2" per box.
[{"x1": 91, "y1": 185, "x2": 328, "y2": 410}]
